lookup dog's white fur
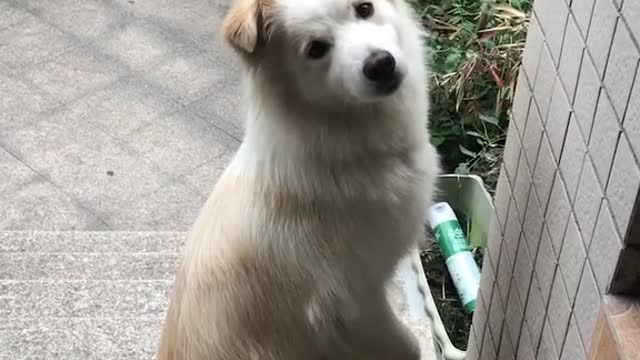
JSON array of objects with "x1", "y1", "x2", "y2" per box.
[{"x1": 158, "y1": 0, "x2": 439, "y2": 359}]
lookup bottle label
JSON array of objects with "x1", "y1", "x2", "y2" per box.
[
  {"x1": 433, "y1": 220, "x2": 469, "y2": 259},
  {"x1": 445, "y1": 251, "x2": 481, "y2": 312}
]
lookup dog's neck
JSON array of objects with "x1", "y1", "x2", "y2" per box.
[
  {"x1": 225, "y1": 64, "x2": 431, "y2": 203},
  {"x1": 241, "y1": 71, "x2": 426, "y2": 158},
  {"x1": 229, "y1": 68, "x2": 429, "y2": 199}
]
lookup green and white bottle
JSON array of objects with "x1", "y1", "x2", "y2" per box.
[{"x1": 428, "y1": 202, "x2": 481, "y2": 313}]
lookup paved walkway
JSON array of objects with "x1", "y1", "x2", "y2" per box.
[
  {"x1": 0, "y1": 3, "x2": 436, "y2": 359},
  {"x1": 0, "y1": 0, "x2": 242, "y2": 231}
]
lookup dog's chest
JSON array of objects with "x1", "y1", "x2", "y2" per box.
[{"x1": 323, "y1": 158, "x2": 428, "y2": 261}]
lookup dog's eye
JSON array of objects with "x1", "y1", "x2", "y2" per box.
[
  {"x1": 355, "y1": 2, "x2": 374, "y2": 19},
  {"x1": 307, "y1": 40, "x2": 331, "y2": 60}
]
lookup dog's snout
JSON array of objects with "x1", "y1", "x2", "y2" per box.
[{"x1": 363, "y1": 50, "x2": 396, "y2": 83}]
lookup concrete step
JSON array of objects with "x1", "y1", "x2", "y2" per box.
[
  {"x1": 0, "y1": 253, "x2": 178, "y2": 280},
  {"x1": 1, "y1": 317, "x2": 161, "y2": 360},
  {"x1": 1, "y1": 280, "x2": 171, "y2": 319},
  {"x1": 0, "y1": 231, "x2": 182, "y2": 360},
  {"x1": 0, "y1": 231, "x2": 186, "y2": 253},
  {"x1": 0, "y1": 231, "x2": 435, "y2": 359}
]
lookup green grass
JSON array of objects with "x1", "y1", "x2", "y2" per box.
[{"x1": 412, "y1": 0, "x2": 533, "y2": 190}]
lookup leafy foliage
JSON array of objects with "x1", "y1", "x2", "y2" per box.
[
  {"x1": 412, "y1": 0, "x2": 532, "y2": 190},
  {"x1": 413, "y1": 0, "x2": 532, "y2": 349}
]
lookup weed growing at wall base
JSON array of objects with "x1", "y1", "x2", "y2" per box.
[{"x1": 412, "y1": 0, "x2": 532, "y2": 191}]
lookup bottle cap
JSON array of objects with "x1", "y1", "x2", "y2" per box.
[{"x1": 428, "y1": 202, "x2": 458, "y2": 228}]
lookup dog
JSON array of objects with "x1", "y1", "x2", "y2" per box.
[{"x1": 157, "y1": 0, "x2": 439, "y2": 358}]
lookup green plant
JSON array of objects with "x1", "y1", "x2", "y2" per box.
[{"x1": 412, "y1": 0, "x2": 532, "y2": 190}]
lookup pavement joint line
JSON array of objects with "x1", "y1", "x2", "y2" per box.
[
  {"x1": 0, "y1": 145, "x2": 111, "y2": 228},
  {"x1": 187, "y1": 98, "x2": 244, "y2": 142},
  {"x1": 108, "y1": 0, "x2": 215, "y2": 54},
  {"x1": 0, "y1": 316, "x2": 165, "y2": 320},
  {"x1": 0, "y1": 279, "x2": 174, "y2": 283},
  {"x1": 0, "y1": 251, "x2": 179, "y2": 254},
  {"x1": 2, "y1": 105, "x2": 207, "y2": 226},
  {"x1": 2, "y1": 7, "x2": 242, "y2": 141},
  {"x1": 5, "y1": 2, "x2": 210, "y2": 113},
  {"x1": 0, "y1": 18, "x2": 76, "y2": 71}
]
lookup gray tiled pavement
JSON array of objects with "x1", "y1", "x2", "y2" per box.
[
  {"x1": 0, "y1": 3, "x2": 438, "y2": 359},
  {"x1": 0, "y1": 0, "x2": 242, "y2": 231}
]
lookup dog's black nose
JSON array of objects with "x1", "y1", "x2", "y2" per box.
[{"x1": 363, "y1": 50, "x2": 396, "y2": 83}]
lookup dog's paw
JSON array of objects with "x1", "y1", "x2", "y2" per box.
[
  {"x1": 362, "y1": 323, "x2": 421, "y2": 360},
  {"x1": 385, "y1": 321, "x2": 421, "y2": 360},
  {"x1": 403, "y1": 333, "x2": 421, "y2": 360}
]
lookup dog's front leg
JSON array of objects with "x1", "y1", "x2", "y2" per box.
[
  {"x1": 305, "y1": 286, "x2": 362, "y2": 358},
  {"x1": 346, "y1": 288, "x2": 421, "y2": 360}
]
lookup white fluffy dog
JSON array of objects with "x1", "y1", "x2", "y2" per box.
[{"x1": 157, "y1": 0, "x2": 439, "y2": 359}]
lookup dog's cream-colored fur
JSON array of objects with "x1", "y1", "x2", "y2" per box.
[{"x1": 158, "y1": 0, "x2": 439, "y2": 358}]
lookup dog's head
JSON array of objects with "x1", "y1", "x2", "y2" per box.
[{"x1": 223, "y1": 0, "x2": 419, "y2": 105}]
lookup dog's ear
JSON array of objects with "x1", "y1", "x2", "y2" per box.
[{"x1": 223, "y1": 0, "x2": 271, "y2": 55}]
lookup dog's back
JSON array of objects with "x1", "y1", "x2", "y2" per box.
[{"x1": 158, "y1": 172, "x2": 323, "y2": 359}]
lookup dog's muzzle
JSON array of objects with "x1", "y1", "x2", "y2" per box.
[{"x1": 363, "y1": 50, "x2": 402, "y2": 94}]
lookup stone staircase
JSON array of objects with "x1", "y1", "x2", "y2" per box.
[
  {"x1": 0, "y1": 232, "x2": 184, "y2": 359},
  {"x1": 0, "y1": 232, "x2": 434, "y2": 359}
]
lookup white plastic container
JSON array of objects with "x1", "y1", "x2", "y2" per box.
[{"x1": 423, "y1": 174, "x2": 494, "y2": 359}]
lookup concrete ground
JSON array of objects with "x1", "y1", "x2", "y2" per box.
[
  {"x1": 0, "y1": 1, "x2": 435, "y2": 358},
  {"x1": 0, "y1": 0, "x2": 242, "y2": 231}
]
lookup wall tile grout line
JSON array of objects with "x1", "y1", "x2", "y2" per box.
[
  {"x1": 614, "y1": 0, "x2": 640, "y2": 53},
  {"x1": 479, "y1": 0, "x2": 640, "y2": 357}
]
